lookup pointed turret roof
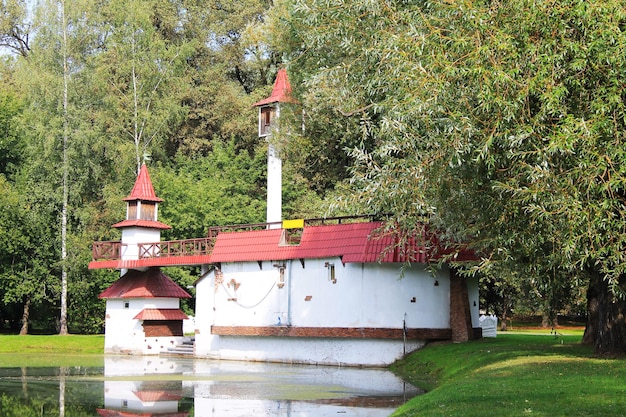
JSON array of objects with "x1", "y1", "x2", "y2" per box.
[
  {"x1": 123, "y1": 163, "x2": 163, "y2": 202},
  {"x1": 98, "y1": 267, "x2": 191, "y2": 299},
  {"x1": 253, "y1": 68, "x2": 295, "y2": 107}
]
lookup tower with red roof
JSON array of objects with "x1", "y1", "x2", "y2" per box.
[
  {"x1": 99, "y1": 164, "x2": 191, "y2": 355},
  {"x1": 253, "y1": 68, "x2": 295, "y2": 227},
  {"x1": 112, "y1": 163, "x2": 171, "y2": 266}
]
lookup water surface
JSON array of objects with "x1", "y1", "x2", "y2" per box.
[{"x1": 0, "y1": 356, "x2": 421, "y2": 416}]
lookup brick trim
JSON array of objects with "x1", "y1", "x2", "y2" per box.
[{"x1": 211, "y1": 326, "x2": 454, "y2": 340}]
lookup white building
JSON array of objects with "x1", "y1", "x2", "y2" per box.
[
  {"x1": 96, "y1": 164, "x2": 191, "y2": 355},
  {"x1": 90, "y1": 69, "x2": 481, "y2": 366},
  {"x1": 193, "y1": 220, "x2": 479, "y2": 366}
]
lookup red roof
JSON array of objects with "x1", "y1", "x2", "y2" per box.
[
  {"x1": 209, "y1": 221, "x2": 474, "y2": 264},
  {"x1": 97, "y1": 410, "x2": 189, "y2": 417},
  {"x1": 123, "y1": 163, "x2": 163, "y2": 202},
  {"x1": 98, "y1": 267, "x2": 191, "y2": 299},
  {"x1": 133, "y1": 390, "x2": 183, "y2": 402},
  {"x1": 252, "y1": 68, "x2": 295, "y2": 107},
  {"x1": 112, "y1": 219, "x2": 172, "y2": 230},
  {"x1": 133, "y1": 308, "x2": 188, "y2": 321},
  {"x1": 89, "y1": 221, "x2": 477, "y2": 270},
  {"x1": 89, "y1": 254, "x2": 213, "y2": 270}
]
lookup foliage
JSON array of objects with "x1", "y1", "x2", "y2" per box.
[
  {"x1": 0, "y1": 0, "x2": 31, "y2": 56},
  {"x1": 0, "y1": 0, "x2": 283, "y2": 334},
  {"x1": 154, "y1": 139, "x2": 267, "y2": 239},
  {"x1": 272, "y1": 0, "x2": 626, "y2": 352},
  {"x1": 0, "y1": 83, "x2": 23, "y2": 177},
  {"x1": 0, "y1": 175, "x2": 58, "y2": 334},
  {"x1": 91, "y1": 0, "x2": 195, "y2": 172}
]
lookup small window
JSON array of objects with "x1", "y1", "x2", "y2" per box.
[
  {"x1": 127, "y1": 202, "x2": 138, "y2": 219},
  {"x1": 326, "y1": 262, "x2": 336, "y2": 284},
  {"x1": 259, "y1": 106, "x2": 275, "y2": 136},
  {"x1": 123, "y1": 301, "x2": 130, "y2": 309},
  {"x1": 280, "y1": 228, "x2": 303, "y2": 246}
]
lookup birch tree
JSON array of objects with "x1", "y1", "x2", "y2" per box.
[
  {"x1": 93, "y1": 0, "x2": 193, "y2": 174},
  {"x1": 15, "y1": 0, "x2": 102, "y2": 334}
]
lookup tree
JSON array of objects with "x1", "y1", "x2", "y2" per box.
[
  {"x1": 0, "y1": 176, "x2": 57, "y2": 334},
  {"x1": 273, "y1": 0, "x2": 626, "y2": 353},
  {"x1": 14, "y1": 0, "x2": 106, "y2": 334},
  {"x1": 92, "y1": 0, "x2": 194, "y2": 173},
  {"x1": 0, "y1": 0, "x2": 31, "y2": 57},
  {"x1": 0, "y1": 78, "x2": 24, "y2": 178}
]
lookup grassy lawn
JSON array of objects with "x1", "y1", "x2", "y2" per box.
[
  {"x1": 0, "y1": 335, "x2": 104, "y2": 367},
  {"x1": 391, "y1": 330, "x2": 626, "y2": 416}
]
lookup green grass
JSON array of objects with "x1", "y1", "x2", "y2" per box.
[
  {"x1": 0, "y1": 335, "x2": 104, "y2": 367},
  {"x1": 391, "y1": 331, "x2": 626, "y2": 416}
]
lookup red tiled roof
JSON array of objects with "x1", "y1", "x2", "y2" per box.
[
  {"x1": 89, "y1": 254, "x2": 213, "y2": 270},
  {"x1": 97, "y1": 409, "x2": 189, "y2": 417},
  {"x1": 252, "y1": 68, "x2": 295, "y2": 107},
  {"x1": 98, "y1": 267, "x2": 191, "y2": 299},
  {"x1": 123, "y1": 163, "x2": 163, "y2": 202},
  {"x1": 133, "y1": 308, "x2": 188, "y2": 321},
  {"x1": 112, "y1": 219, "x2": 172, "y2": 230},
  {"x1": 89, "y1": 222, "x2": 477, "y2": 270},
  {"x1": 209, "y1": 221, "x2": 469, "y2": 264},
  {"x1": 132, "y1": 390, "x2": 183, "y2": 402}
]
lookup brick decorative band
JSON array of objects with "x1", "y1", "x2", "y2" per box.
[{"x1": 211, "y1": 325, "x2": 462, "y2": 340}]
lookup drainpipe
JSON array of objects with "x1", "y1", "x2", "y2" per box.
[{"x1": 287, "y1": 259, "x2": 293, "y2": 325}]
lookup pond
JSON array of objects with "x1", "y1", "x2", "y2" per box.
[{"x1": 0, "y1": 356, "x2": 422, "y2": 416}]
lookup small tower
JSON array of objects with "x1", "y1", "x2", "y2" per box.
[
  {"x1": 253, "y1": 69, "x2": 294, "y2": 227},
  {"x1": 112, "y1": 163, "x2": 171, "y2": 264},
  {"x1": 99, "y1": 164, "x2": 191, "y2": 355}
]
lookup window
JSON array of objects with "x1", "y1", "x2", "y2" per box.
[
  {"x1": 280, "y1": 228, "x2": 303, "y2": 246},
  {"x1": 259, "y1": 106, "x2": 275, "y2": 136},
  {"x1": 123, "y1": 302, "x2": 130, "y2": 309},
  {"x1": 127, "y1": 202, "x2": 138, "y2": 219},
  {"x1": 140, "y1": 202, "x2": 156, "y2": 221}
]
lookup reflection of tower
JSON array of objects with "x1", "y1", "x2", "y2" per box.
[
  {"x1": 97, "y1": 380, "x2": 188, "y2": 417},
  {"x1": 98, "y1": 164, "x2": 191, "y2": 355},
  {"x1": 98, "y1": 356, "x2": 192, "y2": 417},
  {"x1": 253, "y1": 69, "x2": 294, "y2": 227}
]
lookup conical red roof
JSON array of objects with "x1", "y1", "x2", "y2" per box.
[
  {"x1": 253, "y1": 68, "x2": 295, "y2": 107},
  {"x1": 123, "y1": 163, "x2": 163, "y2": 202},
  {"x1": 98, "y1": 267, "x2": 191, "y2": 299}
]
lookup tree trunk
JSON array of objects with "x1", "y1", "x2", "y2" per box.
[
  {"x1": 586, "y1": 267, "x2": 626, "y2": 354},
  {"x1": 19, "y1": 296, "x2": 30, "y2": 335},
  {"x1": 58, "y1": 0, "x2": 69, "y2": 336},
  {"x1": 582, "y1": 270, "x2": 599, "y2": 346}
]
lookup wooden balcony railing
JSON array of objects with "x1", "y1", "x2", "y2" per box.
[
  {"x1": 92, "y1": 215, "x2": 382, "y2": 262},
  {"x1": 138, "y1": 237, "x2": 214, "y2": 258},
  {"x1": 92, "y1": 241, "x2": 124, "y2": 261}
]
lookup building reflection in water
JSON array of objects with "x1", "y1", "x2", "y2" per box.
[{"x1": 97, "y1": 355, "x2": 422, "y2": 416}]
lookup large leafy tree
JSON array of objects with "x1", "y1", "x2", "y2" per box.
[{"x1": 273, "y1": 0, "x2": 626, "y2": 353}]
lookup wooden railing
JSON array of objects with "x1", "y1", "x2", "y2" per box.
[
  {"x1": 92, "y1": 215, "x2": 383, "y2": 262},
  {"x1": 92, "y1": 241, "x2": 124, "y2": 261},
  {"x1": 138, "y1": 237, "x2": 214, "y2": 258}
]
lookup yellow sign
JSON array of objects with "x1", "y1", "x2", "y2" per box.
[{"x1": 282, "y1": 218, "x2": 304, "y2": 229}]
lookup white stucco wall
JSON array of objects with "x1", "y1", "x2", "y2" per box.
[
  {"x1": 194, "y1": 258, "x2": 478, "y2": 366},
  {"x1": 103, "y1": 297, "x2": 181, "y2": 355},
  {"x1": 206, "y1": 259, "x2": 450, "y2": 329},
  {"x1": 120, "y1": 227, "x2": 162, "y2": 260}
]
